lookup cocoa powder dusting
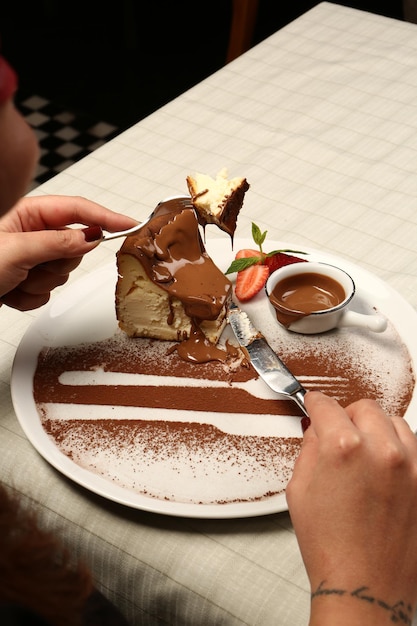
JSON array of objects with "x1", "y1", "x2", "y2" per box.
[{"x1": 33, "y1": 318, "x2": 415, "y2": 506}]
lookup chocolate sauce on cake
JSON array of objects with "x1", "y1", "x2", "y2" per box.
[
  {"x1": 115, "y1": 197, "x2": 232, "y2": 362},
  {"x1": 171, "y1": 322, "x2": 243, "y2": 364},
  {"x1": 117, "y1": 198, "x2": 231, "y2": 321}
]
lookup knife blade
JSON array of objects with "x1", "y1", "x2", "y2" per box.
[{"x1": 228, "y1": 301, "x2": 308, "y2": 416}]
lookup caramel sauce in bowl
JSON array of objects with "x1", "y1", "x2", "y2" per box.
[{"x1": 266, "y1": 262, "x2": 358, "y2": 334}]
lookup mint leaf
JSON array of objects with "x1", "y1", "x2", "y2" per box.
[
  {"x1": 225, "y1": 256, "x2": 261, "y2": 274},
  {"x1": 251, "y1": 222, "x2": 267, "y2": 250},
  {"x1": 265, "y1": 249, "x2": 307, "y2": 257}
]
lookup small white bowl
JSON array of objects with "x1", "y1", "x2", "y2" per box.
[{"x1": 265, "y1": 261, "x2": 387, "y2": 335}]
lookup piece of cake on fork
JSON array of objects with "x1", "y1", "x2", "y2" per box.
[{"x1": 186, "y1": 168, "x2": 249, "y2": 240}]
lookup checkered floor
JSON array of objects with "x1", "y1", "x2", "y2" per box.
[{"x1": 17, "y1": 94, "x2": 120, "y2": 191}]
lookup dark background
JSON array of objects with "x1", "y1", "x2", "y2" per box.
[{"x1": 0, "y1": 0, "x2": 405, "y2": 131}]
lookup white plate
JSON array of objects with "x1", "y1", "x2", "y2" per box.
[{"x1": 11, "y1": 239, "x2": 417, "y2": 518}]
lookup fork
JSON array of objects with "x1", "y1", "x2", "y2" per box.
[{"x1": 101, "y1": 196, "x2": 192, "y2": 241}]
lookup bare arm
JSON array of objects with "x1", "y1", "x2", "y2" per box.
[{"x1": 286, "y1": 391, "x2": 417, "y2": 626}]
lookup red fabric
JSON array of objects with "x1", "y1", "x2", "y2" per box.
[{"x1": 0, "y1": 55, "x2": 18, "y2": 103}]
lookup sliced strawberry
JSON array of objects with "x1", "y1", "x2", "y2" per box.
[
  {"x1": 235, "y1": 248, "x2": 262, "y2": 260},
  {"x1": 264, "y1": 252, "x2": 307, "y2": 275},
  {"x1": 227, "y1": 222, "x2": 308, "y2": 302},
  {"x1": 235, "y1": 264, "x2": 269, "y2": 302}
]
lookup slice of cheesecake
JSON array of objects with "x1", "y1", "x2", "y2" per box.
[
  {"x1": 115, "y1": 197, "x2": 232, "y2": 343},
  {"x1": 186, "y1": 168, "x2": 249, "y2": 240}
]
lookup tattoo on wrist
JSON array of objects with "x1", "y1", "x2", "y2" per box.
[{"x1": 312, "y1": 581, "x2": 413, "y2": 625}]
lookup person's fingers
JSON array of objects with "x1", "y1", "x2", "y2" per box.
[
  {"x1": 344, "y1": 399, "x2": 416, "y2": 462},
  {"x1": 0, "y1": 229, "x2": 99, "y2": 300},
  {"x1": 1, "y1": 229, "x2": 99, "y2": 270},
  {"x1": 304, "y1": 391, "x2": 354, "y2": 436},
  {"x1": 36, "y1": 256, "x2": 83, "y2": 277},
  {"x1": 286, "y1": 398, "x2": 319, "y2": 502},
  {"x1": 0, "y1": 195, "x2": 138, "y2": 233},
  {"x1": 1, "y1": 288, "x2": 52, "y2": 311},
  {"x1": 291, "y1": 393, "x2": 334, "y2": 479},
  {"x1": 17, "y1": 266, "x2": 70, "y2": 295},
  {"x1": 345, "y1": 398, "x2": 394, "y2": 432},
  {"x1": 390, "y1": 415, "x2": 417, "y2": 451},
  {"x1": 287, "y1": 433, "x2": 318, "y2": 486}
]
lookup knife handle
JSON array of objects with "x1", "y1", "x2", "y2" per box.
[{"x1": 293, "y1": 388, "x2": 308, "y2": 416}]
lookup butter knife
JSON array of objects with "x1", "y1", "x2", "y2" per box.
[{"x1": 228, "y1": 302, "x2": 308, "y2": 416}]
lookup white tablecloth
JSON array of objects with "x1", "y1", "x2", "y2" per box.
[{"x1": 2, "y1": 3, "x2": 417, "y2": 624}]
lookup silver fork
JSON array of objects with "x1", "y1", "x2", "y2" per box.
[{"x1": 101, "y1": 195, "x2": 192, "y2": 241}]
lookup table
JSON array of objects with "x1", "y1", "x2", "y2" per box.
[{"x1": 3, "y1": 3, "x2": 417, "y2": 624}]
